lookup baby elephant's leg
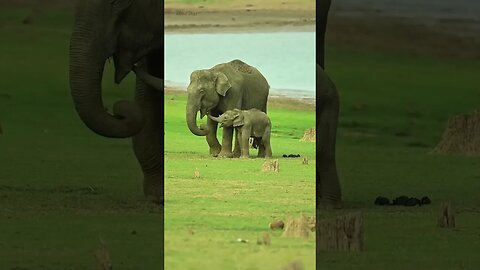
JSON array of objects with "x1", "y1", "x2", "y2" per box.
[
  {"x1": 233, "y1": 129, "x2": 241, "y2": 158},
  {"x1": 257, "y1": 138, "x2": 266, "y2": 158},
  {"x1": 240, "y1": 128, "x2": 250, "y2": 158}
]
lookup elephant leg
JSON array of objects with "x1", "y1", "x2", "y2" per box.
[
  {"x1": 257, "y1": 142, "x2": 265, "y2": 158},
  {"x1": 218, "y1": 127, "x2": 234, "y2": 158},
  {"x1": 206, "y1": 117, "x2": 221, "y2": 156},
  {"x1": 240, "y1": 129, "x2": 250, "y2": 159},
  {"x1": 261, "y1": 127, "x2": 272, "y2": 158},
  {"x1": 132, "y1": 50, "x2": 163, "y2": 204},
  {"x1": 233, "y1": 129, "x2": 241, "y2": 157},
  {"x1": 317, "y1": 105, "x2": 341, "y2": 209}
]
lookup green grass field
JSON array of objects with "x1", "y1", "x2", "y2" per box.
[{"x1": 1, "y1": 4, "x2": 480, "y2": 270}]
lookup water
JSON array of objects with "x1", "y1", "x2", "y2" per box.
[{"x1": 164, "y1": 32, "x2": 316, "y2": 98}]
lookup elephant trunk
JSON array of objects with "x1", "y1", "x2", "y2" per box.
[
  {"x1": 69, "y1": 8, "x2": 143, "y2": 138},
  {"x1": 133, "y1": 65, "x2": 164, "y2": 91},
  {"x1": 186, "y1": 98, "x2": 209, "y2": 136}
]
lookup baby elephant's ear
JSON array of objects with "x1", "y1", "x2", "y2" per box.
[
  {"x1": 233, "y1": 112, "x2": 244, "y2": 127},
  {"x1": 215, "y1": 72, "x2": 232, "y2": 96}
]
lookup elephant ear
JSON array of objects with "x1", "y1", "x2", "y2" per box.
[
  {"x1": 105, "y1": 0, "x2": 134, "y2": 58},
  {"x1": 215, "y1": 72, "x2": 231, "y2": 96},
  {"x1": 233, "y1": 111, "x2": 244, "y2": 127}
]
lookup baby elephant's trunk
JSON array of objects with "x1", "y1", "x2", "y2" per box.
[{"x1": 207, "y1": 114, "x2": 221, "y2": 122}]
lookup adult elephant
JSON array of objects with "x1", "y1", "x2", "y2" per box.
[
  {"x1": 69, "y1": 0, "x2": 164, "y2": 202},
  {"x1": 186, "y1": 60, "x2": 269, "y2": 158},
  {"x1": 317, "y1": 0, "x2": 342, "y2": 208}
]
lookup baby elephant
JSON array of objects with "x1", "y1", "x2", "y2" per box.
[{"x1": 208, "y1": 109, "x2": 272, "y2": 158}]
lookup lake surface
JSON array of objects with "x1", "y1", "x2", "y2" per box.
[{"x1": 164, "y1": 32, "x2": 316, "y2": 98}]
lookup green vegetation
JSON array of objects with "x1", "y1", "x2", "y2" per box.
[
  {"x1": 0, "y1": 6, "x2": 315, "y2": 269},
  {"x1": 164, "y1": 93, "x2": 316, "y2": 269},
  {"x1": 1, "y1": 4, "x2": 480, "y2": 270}
]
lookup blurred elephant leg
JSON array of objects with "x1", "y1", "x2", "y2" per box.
[
  {"x1": 218, "y1": 127, "x2": 234, "y2": 158},
  {"x1": 317, "y1": 98, "x2": 341, "y2": 209},
  {"x1": 132, "y1": 50, "x2": 163, "y2": 203},
  {"x1": 206, "y1": 117, "x2": 221, "y2": 156}
]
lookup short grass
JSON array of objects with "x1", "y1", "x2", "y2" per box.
[
  {"x1": 164, "y1": 93, "x2": 316, "y2": 269},
  {"x1": 1, "y1": 4, "x2": 480, "y2": 270}
]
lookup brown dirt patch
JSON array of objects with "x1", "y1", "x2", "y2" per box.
[
  {"x1": 431, "y1": 110, "x2": 480, "y2": 156},
  {"x1": 262, "y1": 159, "x2": 280, "y2": 172},
  {"x1": 300, "y1": 128, "x2": 315, "y2": 142},
  {"x1": 282, "y1": 215, "x2": 310, "y2": 238}
]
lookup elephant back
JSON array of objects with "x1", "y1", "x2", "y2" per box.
[
  {"x1": 229, "y1": 59, "x2": 256, "y2": 74},
  {"x1": 212, "y1": 60, "x2": 270, "y2": 113}
]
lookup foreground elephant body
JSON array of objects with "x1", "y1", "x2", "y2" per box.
[
  {"x1": 69, "y1": 0, "x2": 164, "y2": 202},
  {"x1": 209, "y1": 109, "x2": 272, "y2": 159},
  {"x1": 316, "y1": 0, "x2": 342, "y2": 208},
  {"x1": 186, "y1": 60, "x2": 270, "y2": 157},
  {"x1": 316, "y1": 65, "x2": 341, "y2": 208}
]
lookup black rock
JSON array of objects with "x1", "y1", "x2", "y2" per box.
[
  {"x1": 421, "y1": 196, "x2": 431, "y2": 205},
  {"x1": 283, "y1": 154, "x2": 302, "y2": 158},
  {"x1": 405, "y1": 197, "x2": 420, "y2": 206},
  {"x1": 374, "y1": 196, "x2": 390, "y2": 206},
  {"x1": 392, "y1": 195, "x2": 409, "y2": 206}
]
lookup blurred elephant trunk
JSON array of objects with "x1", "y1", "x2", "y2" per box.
[
  {"x1": 317, "y1": 65, "x2": 341, "y2": 208},
  {"x1": 69, "y1": 7, "x2": 143, "y2": 138},
  {"x1": 186, "y1": 97, "x2": 209, "y2": 136}
]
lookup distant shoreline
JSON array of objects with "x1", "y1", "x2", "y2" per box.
[
  {"x1": 165, "y1": 79, "x2": 315, "y2": 101},
  {"x1": 165, "y1": 5, "x2": 315, "y2": 34},
  {"x1": 165, "y1": 86, "x2": 316, "y2": 109}
]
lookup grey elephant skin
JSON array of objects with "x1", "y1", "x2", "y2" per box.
[
  {"x1": 69, "y1": 0, "x2": 164, "y2": 202},
  {"x1": 317, "y1": 0, "x2": 342, "y2": 208},
  {"x1": 209, "y1": 109, "x2": 272, "y2": 159},
  {"x1": 186, "y1": 60, "x2": 270, "y2": 158}
]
